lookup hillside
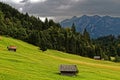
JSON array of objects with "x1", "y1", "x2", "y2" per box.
[
  {"x1": 0, "y1": 36, "x2": 120, "y2": 80},
  {"x1": 0, "y1": 2, "x2": 99, "y2": 60},
  {"x1": 60, "y1": 15, "x2": 120, "y2": 38}
]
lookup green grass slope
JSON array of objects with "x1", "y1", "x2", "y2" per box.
[{"x1": 0, "y1": 36, "x2": 120, "y2": 80}]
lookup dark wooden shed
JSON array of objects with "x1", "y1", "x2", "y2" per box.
[
  {"x1": 7, "y1": 46, "x2": 17, "y2": 52},
  {"x1": 94, "y1": 56, "x2": 101, "y2": 60},
  {"x1": 59, "y1": 64, "x2": 78, "y2": 76}
]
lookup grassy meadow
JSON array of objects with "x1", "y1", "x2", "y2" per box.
[{"x1": 0, "y1": 36, "x2": 120, "y2": 80}]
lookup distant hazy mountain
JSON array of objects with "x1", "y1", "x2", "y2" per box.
[{"x1": 60, "y1": 15, "x2": 120, "y2": 38}]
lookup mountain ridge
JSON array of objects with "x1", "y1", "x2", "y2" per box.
[{"x1": 60, "y1": 15, "x2": 120, "y2": 38}]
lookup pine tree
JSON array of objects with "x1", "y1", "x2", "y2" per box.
[
  {"x1": 40, "y1": 39, "x2": 47, "y2": 51},
  {"x1": 71, "y1": 23, "x2": 76, "y2": 33},
  {"x1": 44, "y1": 18, "x2": 49, "y2": 29},
  {"x1": 39, "y1": 32, "x2": 47, "y2": 51},
  {"x1": 83, "y1": 28, "x2": 90, "y2": 42}
]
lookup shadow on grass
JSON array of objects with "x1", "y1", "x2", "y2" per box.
[{"x1": 54, "y1": 72, "x2": 79, "y2": 77}]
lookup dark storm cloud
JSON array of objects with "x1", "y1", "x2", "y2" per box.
[
  {"x1": 71, "y1": 0, "x2": 120, "y2": 16},
  {"x1": 22, "y1": 0, "x2": 76, "y2": 16},
  {"x1": 0, "y1": 0, "x2": 120, "y2": 21}
]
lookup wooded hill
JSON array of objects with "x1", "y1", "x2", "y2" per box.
[{"x1": 0, "y1": 2, "x2": 120, "y2": 61}]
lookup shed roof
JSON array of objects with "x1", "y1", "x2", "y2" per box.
[
  {"x1": 94, "y1": 56, "x2": 101, "y2": 58},
  {"x1": 60, "y1": 65, "x2": 78, "y2": 72},
  {"x1": 8, "y1": 46, "x2": 17, "y2": 49}
]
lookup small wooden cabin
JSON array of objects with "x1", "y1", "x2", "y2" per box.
[
  {"x1": 7, "y1": 46, "x2": 17, "y2": 52},
  {"x1": 59, "y1": 65, "x2": 78, "y2": 76},
  {"x1": 94, "y1": 56, "x2": 101, "y2": 60}
]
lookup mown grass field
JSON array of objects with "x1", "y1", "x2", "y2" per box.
[{"x1": 0, "y1": 36, "x2": 120, "y2": 80}]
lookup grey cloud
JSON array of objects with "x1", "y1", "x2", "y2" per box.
[
  {"x1": 23, "y1": 0, "x2": 82, "y2": 16},
  {"x1": 70, "y1": 0, "x2": 120, "y2": 15},
  {"x1": 0, "y1": 0, "x2": 120, "y2": 22}
]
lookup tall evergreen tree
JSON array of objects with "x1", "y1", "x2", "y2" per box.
[
  {"x1": 83, "y1": 28, "x2": 90, "y2": 42},
  {"x1": 44, "y1": 18, "x2": 49, "y2": 29},
  {"x1": 71, "y1": 23, "x2": 76, "y2": 33}
]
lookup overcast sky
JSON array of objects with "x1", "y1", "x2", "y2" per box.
[{"x1": 0, "y1": 0, "x2": 120, "y2": 22}]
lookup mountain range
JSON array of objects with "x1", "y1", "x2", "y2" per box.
[{"x1": 60, "y1": 15, "x2": 120, "y2": 38}]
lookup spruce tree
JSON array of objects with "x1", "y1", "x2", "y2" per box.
[
  {"x1": 71, "y1": 23, "x2": 76, "y2": 33},
  {"x1": 44, "y1": 18, "x2": 49, "y2": 29},
  {"x1": 83, "y1": 28, "x2": 90, "y2": 42}
]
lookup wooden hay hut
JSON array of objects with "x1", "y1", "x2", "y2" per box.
[
  {"x1": 7, "y1": 46, "x2": 17, "y2": 52},
  {"x1": 59, "y1": 64, "x2": 78, "y2": 76},
  {"x1": 94, "y1": 56, "x2": 101, "y2": 60}
]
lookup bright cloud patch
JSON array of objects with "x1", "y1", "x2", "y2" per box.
[
  {"x1": 19, "y1": 8, "x2": 23, "y2": 12},
  {"x1": 30, "y1": 0, "x2": 47, "y2": 3},
  {"x1": 11, "y1": 0, "x2": 47, "y2": 4},
  {"x1": 12, "y1": 0, "x2": 23, "y2": 3},
  {"x1": 39, "y1": 17, "x2": 54, "y2": 22}
]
